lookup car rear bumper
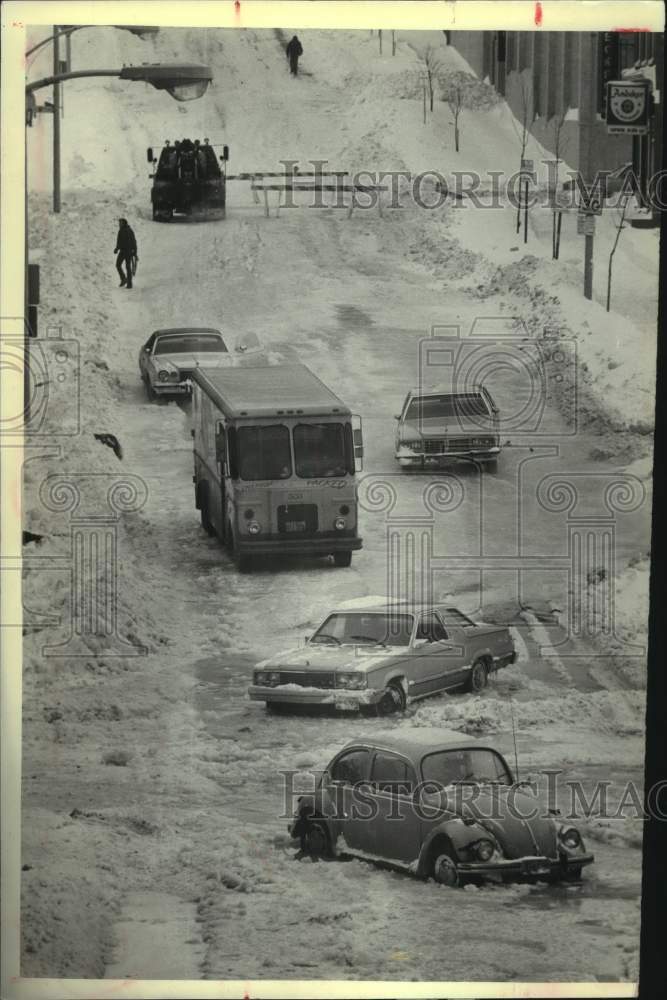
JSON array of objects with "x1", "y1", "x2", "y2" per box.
[
  {"x1": 458, "y1": 852, "x2": 594, "y2": 879},
  {"x1": 248, "y1": 684, "x2": 379, "y2": 708},
  {"x1": 151, "y1": 382, "x2": 191, "y2": 395},
  {"x1": 237, "y1": 536, "x2": 362, "y2": 557},
  {"x1": 397, "y1": 448, "x2": 500, "y2": 468}
]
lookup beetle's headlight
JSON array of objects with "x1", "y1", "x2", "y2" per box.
[
  {"x1": 336, "y1": 672, "x2": 366, "y2": 690},
  {"x1": 471, "y1": 838, "x2": 496, "y2": 861},
  {"x1": 334, "y1": 517, "x2": 346, "y2": 531},
  {"x1": 559, "y1": 826, "x2": 582, "y2": 849},
  {"x1": 248, "y1": 521, "x2": 261, "y2": 534}
]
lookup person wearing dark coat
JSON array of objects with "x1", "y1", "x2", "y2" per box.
[
  {"x1": 286, "y1": 35, "x2": 303, "y2": 76},
  {"x1": 114, "y1": 218, "x2": 138, "y2": 289}
]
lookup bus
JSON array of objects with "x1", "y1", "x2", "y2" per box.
[{"x1": 191, "y1": 364, "x2": 363, "y2": 572}]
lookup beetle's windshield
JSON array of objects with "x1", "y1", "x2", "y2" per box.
[
  {"x1": 154, "y1": 334, "x2": 227, "y2": 354},
  {"x1": 421, "y1": 748, "x2": 512, "y2": 786},
  {"x1": 311, "y1": 612, "x2": 414, "y2": 647},
  {"x1": 405, "y1": 393, "x2": 488, "y2": 420}
]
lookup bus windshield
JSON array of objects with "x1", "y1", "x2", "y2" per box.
[
  {"x1": 237, "y1": 425, "x2": 292, "y2": 481},
  {"x1": 293, "y1": 423, "x2": 349, "y2": 478}
]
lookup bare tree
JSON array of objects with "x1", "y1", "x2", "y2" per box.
[
  {"x1": 448, "y1": 86, "x2": 463, "y2": 152},
  {"x1": 511, "y1": 74, "x2": 533, "y2": 232},
  {"x1": 606, "y1": 193, "x2": 631, "y2": 312},
  {"x1": 550, "y1": 112, "x2": 568, "y2": 257},
  {"x1": 421, "y1": 45, "x2": 443, "y2": 113}
]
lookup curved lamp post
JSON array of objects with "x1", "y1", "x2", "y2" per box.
[
  {"x1": 23, "y1": 61, "x2": 213, "y2": 414},
  {"x1": 25, "y1": 24, "x2": 160, "y2": 59},
  {"x1": 27, "y1": 62, "x2": 213, "y2": 211}
]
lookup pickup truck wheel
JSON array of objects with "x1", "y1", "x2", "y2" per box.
[
  {"x1": 302, "y1": 817, "x2": 333, "y2": 858},
  {"x1": 333, "y1": 551, "x2": 352, "y2": 568},
  {"x1": 432, "y1": 846, "x2": 460, "y2": 888},
  {"x1": 377, "y1": 681, "x2": 407, "y2": 716},
  {"x1": 466, "y1": 659, "x2": 489, "y2": 693}
]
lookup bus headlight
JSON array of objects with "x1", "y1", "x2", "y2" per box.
[
  {"x1": 248, "y1": 521, "x2": 261, "y2": 535},
  {"x1": 334, "y1": 517, "x2": 346, "y2": 531}
]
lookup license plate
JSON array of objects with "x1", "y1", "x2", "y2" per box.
[{"x1": 285, "y1": 520, "x2": 306, "y2": 532}]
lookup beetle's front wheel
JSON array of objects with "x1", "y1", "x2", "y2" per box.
[{"x1": 432, "y1": 847, "x2": 460, "y2": 888}]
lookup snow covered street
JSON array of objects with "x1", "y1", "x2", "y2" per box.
[{"x1": 20, "y1": 25, "x2": 656, "y2": 986}]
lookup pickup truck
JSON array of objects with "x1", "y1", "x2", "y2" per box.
[{"x1": 248, "y1": 601, "x2": 516, "y2": 715}]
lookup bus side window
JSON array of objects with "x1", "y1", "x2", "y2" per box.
[
  {"x1": 227, "y1": 425, "x2": 239, "y2": 479},
  {"x1": 215, "y1": 422, "x2": 226, "y2": 465}
]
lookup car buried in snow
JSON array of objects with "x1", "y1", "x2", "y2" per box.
[
  {"x1": 248, "y1": 602, "x2": 516, "y2": 714},
  {"x1": 290, "y1": 728, "x2": 594, "y2": 886},
  {"x1": 139, "y1": 327, "x2": 244, "y2": 400},
  {"x1": 394, "y1": 382, "x2": 501, "y2": 472}
]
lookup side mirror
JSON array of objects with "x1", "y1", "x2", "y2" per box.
[
  {"x1": 352, "y1": 416, "x2": 363, "y2": 472},
  {"x1": 215, "y1": 430, "x2": 226, "y2": 464},
  {"x1": 146, "y1": 147, "x2": 154, "y2": 163},
  {"x1": 222, "y1": 144, "x2": 229, "y2": 161}
]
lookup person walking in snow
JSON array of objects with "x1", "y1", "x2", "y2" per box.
[
  {"x1": 114, "y1": 217, "x2": 138, "y2": 289},
  {"x1": 286, "y1": 35, "x2": 303, "y2": 76}
]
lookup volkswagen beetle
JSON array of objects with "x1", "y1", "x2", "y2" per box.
[{"x1": 290, "y1": 728, "x2": 593, "y2": 886}]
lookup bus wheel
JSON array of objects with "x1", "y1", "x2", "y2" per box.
[
  {"x1": 333, "y1": 551, "x2": 352, "y2": 568},
  {"x1": 235, "y1": 553, "x2": 252, "y2": 574},
  {"x1": 198, "y1": 484, "x2": 215, "y2": 537}
]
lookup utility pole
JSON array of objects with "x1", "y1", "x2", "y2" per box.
[
  {"x1": 579, "y1": 33, "x2": 598, "y2": 300},
  {"x1": 53, "y1": 25, "x2": 61, "y2": 213}
]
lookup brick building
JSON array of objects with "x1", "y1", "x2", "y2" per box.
[{"x1": 449, "y1": 31, "x2": 663, "y2": 211}]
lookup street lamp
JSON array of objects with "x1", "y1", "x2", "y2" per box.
[
  {"x1": 26, "y1": 24, "x2": 161, "y2": 213},
  {"x1": 26, "y1": 62, "x2": 213, "y2": 211},
  {"x1": 26, "y1": 63, "x2": 213, "y2": 97},
  {"x1": 25, "y1": 24, "x2": 160, "y2": 59},
  {"x1": 23, "y1": 61, "x2": 213, "y2": 412}
]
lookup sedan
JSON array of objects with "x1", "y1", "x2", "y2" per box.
[
  {"x1": 395, "y1": 382, "x2": 501, "y2": 471},
  {"x1": 139, "y1": 327, "x2": 233, "y2": 400},
  {"x1": 290, "y1": 728, "x2": 594, "y2": 886}
]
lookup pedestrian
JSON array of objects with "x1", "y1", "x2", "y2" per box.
[
  {"x1": 114, "y1": 217, "x2": 138, "y2": 289},
  {"x1": 286, "y1": 34, "x2": 303, "y2": 76}
]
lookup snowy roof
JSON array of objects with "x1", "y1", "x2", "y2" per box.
[
  {"x1": 192, "y1": 364, "x2": 350, "y2": 418},
  {"x1": 331, "y1": 601, "x2": 461, "y2": 616},
  {"x1": 154, "y1": 327, "x2": 223, "y2": 336},
  {"x1": 341, "y1": 727, "x2": 487, "y2": 764}
]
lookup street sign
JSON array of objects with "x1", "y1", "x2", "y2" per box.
[
  {"x1": 577, "y1": 212, "x2": 596, "y2": 236},
  {"x1": 606, "y1": 79, "x2": 650, "y2": 134}
]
